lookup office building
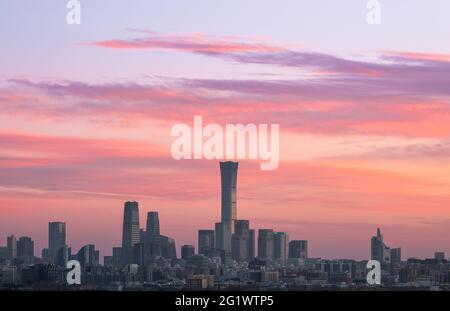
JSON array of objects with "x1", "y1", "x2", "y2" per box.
[
  {"x1": 48, "y1": 222, "x2": 66, "y2": 260},
  {"x1": 6, "y1": 234, "x2": 16, "y2": 259},
  {"x1": 273, "y1": 232, "x2": 289, "y2": 264},
  {"x1": 391, "y1": 248, "x2": 402, "y2": 264},
  {"x1": 146, "y1": 211, "x2": 160, "y2": 240},
  {"x1": 198, "y1": 230, "x2": 215, "y2": 257},
  {"x1": 17, "y1": 236, "x2": 34, "y2": 259},
  {"x1": 181, "y1": 245, "x2": 195, "y2": 260},
  {"x1": 289, "y1": 240, "x2": 308, "y2": 259},
  {"x1": 77, "y1": 244, "x2": 99, "y2": 266},
  {"x1": 217, "y1": 162, "x2": 238, "y2": 250},
  {"x1": 215, "y1": 222, "x2": 231, "y2": 252},
  {"x1": 121, "y1": 201, "x2": 140, "y2": 265},
  {"x1": 258, "y1": 229, "x2": 274, "y2": 260}
]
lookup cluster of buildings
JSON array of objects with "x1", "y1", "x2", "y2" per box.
[{"x1": 0, "y1": 162, "x2": 449, "y2": 290}]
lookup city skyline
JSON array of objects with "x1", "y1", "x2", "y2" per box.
[
  {"x1": 1, "y1": 162, "x2": 447, "y2": 263},
  {"x1": 1, "y1": 1, "x2": 450, "y2": 261}
]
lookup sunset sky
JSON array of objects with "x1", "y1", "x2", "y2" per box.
[{"x1": 1, "y1": 1, "x2": 450, "y2": 260}]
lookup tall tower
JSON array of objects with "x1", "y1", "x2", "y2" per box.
[
  {"x1": 220, "y1": 161, "x2": 238, "y2": 229},
  {"x1": 7, "y1": 234, "x2": 17, "y2": 259},
  {"x1": 48, "y1": 222, "x2": 66, "y2": 260},
  {"x1": 121, "y1": 201, "x2": 140, "y2": 264},
  {"x1": 146, "y1": 211, "x2": 160, "y2": 240},
  {"x1": 216, "y1": 161, "x2": 238, "y2": 253}
]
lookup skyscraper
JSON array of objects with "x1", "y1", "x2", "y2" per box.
[
  {"x1": 257, "y1": 229, "x2": 274, "y2": 260},
  {"x1": 371, "y1": 228, "x2": 384, "y2": 262},
  {"x1": 232, "y1": 220, "x2": 250, "y2": 262},
  {"x1": 220, "y1": 161, "x2": 238, "y2": 227},
  {"x1": 198, "y1": 230, "x2": 215, "y2": 257},
  {"x1": 215, "y1": 222, "x2": 231, "y2": 251},
  {"x1": 371, "y1": 228, "x2": 397, "y2": 264},
  {"x1": 56, "y1": 245, "x2": 71, "y2": 267},
  {"x1": 216, "y1": 161, "x2": 238, "y2": 252},
  {"x1": 289, "y1": 240, "x2": 308, "y2": 259},
  {"x1": 146, "y1": 211, "x2": 160, "y2": 240},
  {"x1": 17, "y1": 236, "x2": 34, "y2": 259},
  {"x1": 273, "y1": 232, "x2": 289, "y2": 264},
  {"x1": 181, "y1": 245, "x2": 195, "y2": 260},
  {"x1": 48, "y1": 222, "x2": 66, "y2": 260},
  {"x1": 6, "y1": 234, "x2": 16, "y2": 259},
  {"x1": 77, "y1": 244, "x2": 99, "y2": 266},
  {"x1": 391, "y1": 248, "x2": 402, "y2": 264},
  {"x1": 248, "y1": 229, "x2": 255, "y2": 262},
  {"x1": 121, "y1": 201, "x2": 140, "y2": 265}
]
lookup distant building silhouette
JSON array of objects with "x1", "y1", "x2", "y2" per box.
[
  {"x1": 216, "y1": 162, "x2": 238, "y2": 252},
  {"x1": 181, "y1": 245, "x2": 195, "y2": 260},
  {"x1": 121, "y1": 201, "x2": 140, "y2": 265},
  {"x1": 289, "y1": 240, "x2": 308, "y2": 259},
  {"x1": 48, "y1": 222, "x2": 66, "y2": 261},
  {"x1": 371, "y1": 228, "x2": 401, "y2": 265},
  {"x1": 145, "y1": 211, "x2": 160, "y2": 240},
  {"x1": 6, "y1": 234, "x2": 16, "y2": 259},
  {"x1": 215, "y1": 222, "x2": 231, "y2": 252},
  {"x1": 198, "y1": 230, "x2": 215, "y2": 257},
  {"x1": 258, "y1": 229, "x2": 274, "y2": 260},
  {"x1": 231, "y1": 220, "x2": 255, "y2": 262},
  {"x1": 273, "y1": 232, "x2": 289, "y2": 264},
  {"x1": 77, "y1": 244, "x2": 99, "y2": 266},
  {"x1": 17, "y1": 236, "x2": 34, "y2": 259},
  {"x1": 55, "y1": 245, "x2": 71, "y2": 267}
]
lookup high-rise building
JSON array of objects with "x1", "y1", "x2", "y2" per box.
[
  {"x1": 216, "y1": 162, "x2": 238, "y2": 251},
  {"x1": 41, "y1": 248, "x2": 49, "y2": 259},
  {"x1": 6, "y1": 234, "x2": 17, "y2": 259},
  {"x1": 391, "y1": 248, "x2": 402, "y2": 264},
  {"x1": 198, "y1": 230, "x2": 215, "y2": 257},
  {"x1": 220, "y1": 161, "x2": 239, "y2": 244},
  {"x1": 77, "y1": 244, "x2": 99, "y2": 266},
  {"x1": 289, "y1": 240, "x2": 308, "y2": 259},
  {"x1": 156, "y1": 235, "x2": 177, "y2": 259},
  {"x1": 17, "y1": 236, "x2": 34, "y2": 259},
  {"x1": 371, "y1": 228, "x2": 397, "y2": 264},
  {"x1": 248, "y1": 229, "x2": 255, "y2": 262},
  {"x1": 146, "y1": 211, "x2": 160, "y2": 240},
  {"x1": 215, "y1": 222, "x2": 231, "y2": 251},
  {"x1": 133, "y1": 241, "x2": 161, "y2": 266},
  {"x1": 231, "y1": 220, "x2": 249, "y2": 262},
  {"x1": 112, "y1": 247, "x2": 122, "y2": 268},
  {"x1": 371, "y1": 228, "x2": 385, "y2": 262},
  {"x1": 257, "y1": 229, "x2": 274, "y2": 260},
  {"x1": 220, "y1": 161, "x2": 238, "y2": 226},
  {"x1": 56, "y1": 245, "x2": 71, "y2": 267},
  {"x1": 48, "y1": 222, "x2": 66, "y2": 260},
  {"x1": 181, "y1": 245, "x2": 195, "y2": 260},
  {"x1": 273, "y1": 232, "x2": 289, "y2": 264},
  {"x1": 121, "y1": 201, "x2": 140, "y2": 265}
]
